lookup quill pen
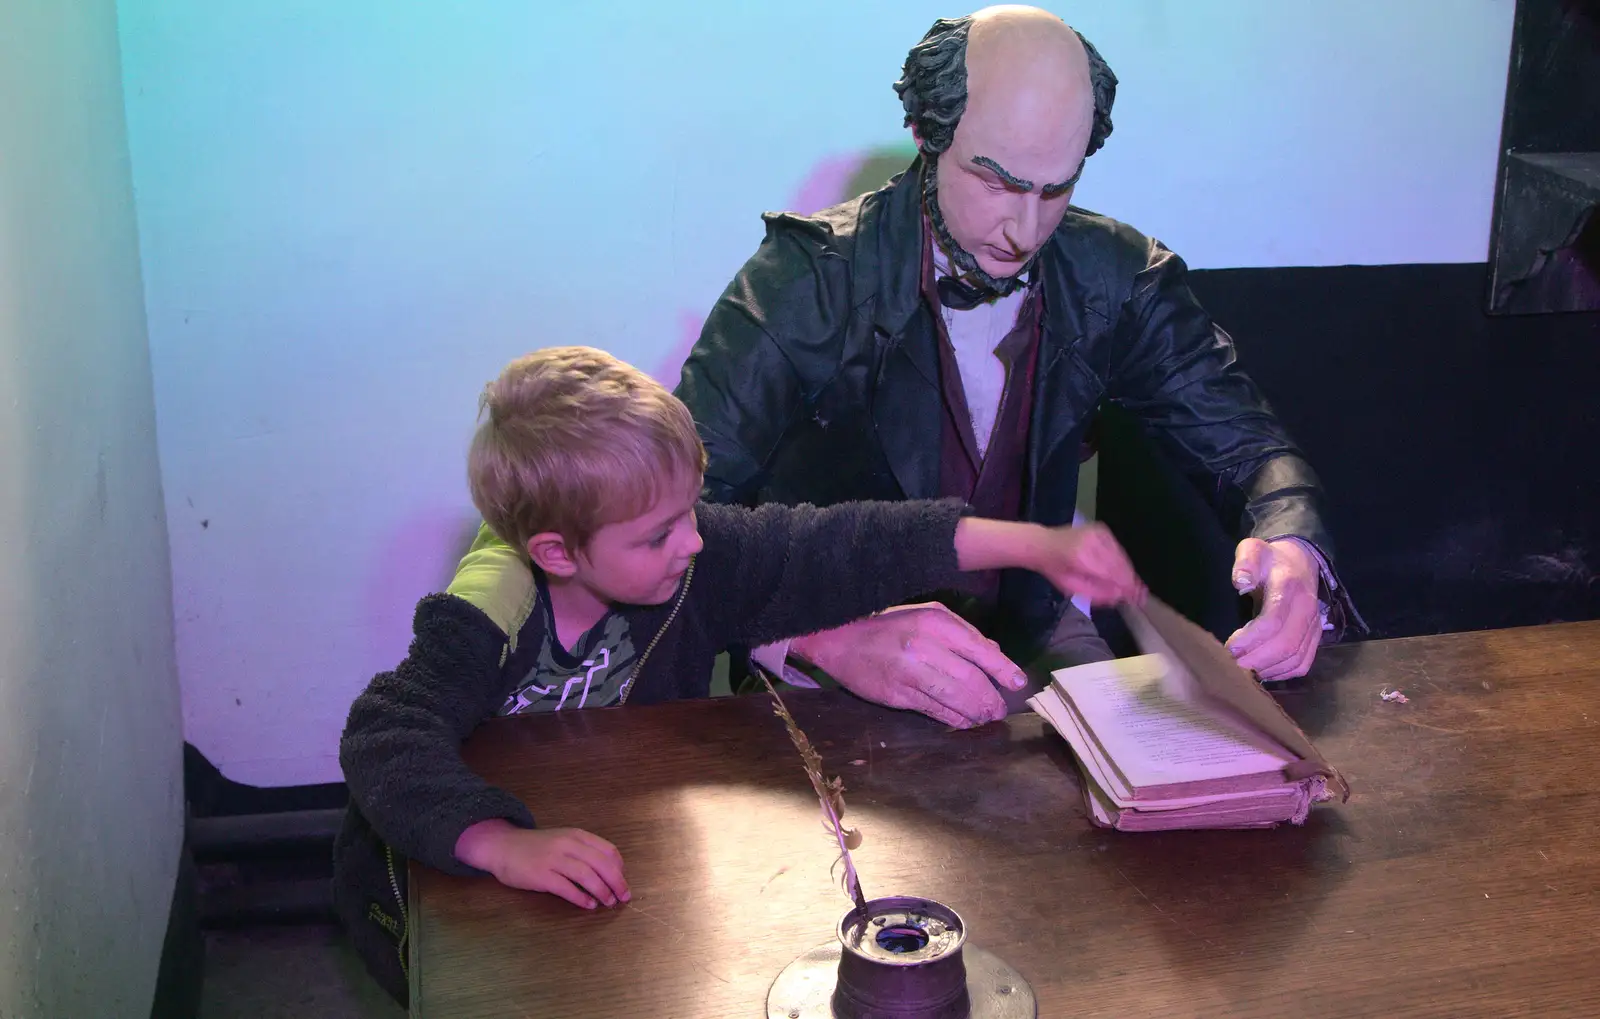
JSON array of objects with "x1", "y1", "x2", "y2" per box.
[{"x1": 760, "y1": 675, "x2": 868, "y2": 912}]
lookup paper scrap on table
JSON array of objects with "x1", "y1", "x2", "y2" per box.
[{"x1": 1380, "y1": 687, "x2": 1409, "y2": 704}]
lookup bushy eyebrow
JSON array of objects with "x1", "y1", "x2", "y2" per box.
[
  {"x1": 971, "y1": 156, "x2": 1032, "y2": 191},
  {"x1": 1041, "y1": 158, "x2": 1087, "y2": 197},
  {"x1": 973, "y1": 155, "x2": 1086, "y2": 197}
]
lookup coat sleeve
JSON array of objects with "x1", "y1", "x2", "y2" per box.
[
  {"x1": 675, "y1": 215, "x2": 855, "y2": 506},
  {"x1": 689, "y1": 498, "x2": 969, "y2": 650},
  {"x1": 1105, "y1": 237, "x2": 1362, "y2": 634},
  {"x1": 339, "y1": 594, "x2": 535, "y2": 874}
]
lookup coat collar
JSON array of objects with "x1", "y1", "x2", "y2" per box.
[{"x1": 862, "y1": 154, "x2": 933, "y2": 342}]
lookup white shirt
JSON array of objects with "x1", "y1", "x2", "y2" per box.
[
  {"x1": 931, "y1": 245, "x2": 1024, "y2": 459},
  {"x1": 749, "y1": 248, "x2": 1030, "y2": 683}
]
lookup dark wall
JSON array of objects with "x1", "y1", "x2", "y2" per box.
[{"x1": 1189, "y1": 261, "x2": 1600, "y2": 639}]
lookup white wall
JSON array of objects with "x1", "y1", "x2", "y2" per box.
[
  {"x1": 116, "y1": 0, "x2": 1516, "y2": 785},
  {"x1": 0, "y1": 1, "x2": 184, "y2": 1015}
]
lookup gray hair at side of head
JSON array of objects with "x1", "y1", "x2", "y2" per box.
[{"x1": 892, "y1": 16, "x2": 1119, "y2": 159}]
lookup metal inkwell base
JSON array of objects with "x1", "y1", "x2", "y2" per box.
[{"x1": 766, "y1": 896, "x2": 1035, "y2": 1018}]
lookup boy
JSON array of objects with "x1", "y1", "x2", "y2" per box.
[{"x1": 335, "y1": 346, "x2": 1144, "y2": 1003}]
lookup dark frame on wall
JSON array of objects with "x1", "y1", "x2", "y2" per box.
[{"x1": 1485, "y1": 0, "x2": 1600, "y2": 314}]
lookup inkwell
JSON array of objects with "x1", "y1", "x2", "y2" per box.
[{"x1": 759, "y1": 679, "x2": 1036, "y2": 1018}]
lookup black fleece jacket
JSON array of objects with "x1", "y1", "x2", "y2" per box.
[{"x1": 334, "y1": 497, "x2": 972, "y2": 1004}]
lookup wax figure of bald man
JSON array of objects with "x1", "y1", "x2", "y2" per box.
[
  {"x1": 459, "y1": 7, "x2": 1359, "y2": 725},
  {"x1": 673, "y1": 6, "x2": 1362, "y2": 727}
]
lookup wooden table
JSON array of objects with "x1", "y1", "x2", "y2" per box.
[{"x1": 410, "y1": 621, "x2": 1600, "y2": 1018}]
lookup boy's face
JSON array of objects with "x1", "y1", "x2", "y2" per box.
[{"x1": 571, "y1": 472, "x2": 704, "y2": 606}]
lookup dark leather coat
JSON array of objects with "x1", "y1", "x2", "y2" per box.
[{"x1": 678, "y1": 157, "x2": 1351, "y2": 642}]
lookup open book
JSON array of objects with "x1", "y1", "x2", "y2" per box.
[{"x1": 1027, "y1": 599, "x2": 1349, "y2": 831}]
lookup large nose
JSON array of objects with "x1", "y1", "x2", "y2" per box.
[{"x1": 1006, "y1": 194, "x2": 1040, "y2": 254}]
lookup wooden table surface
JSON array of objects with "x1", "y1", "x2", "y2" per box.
[{"x1": 410, "y1": 621, "x2": 1600, "y2": 1018}]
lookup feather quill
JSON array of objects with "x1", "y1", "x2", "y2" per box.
[{"x1": 760, "y1": 675, "x2": 868, "y2": 912}]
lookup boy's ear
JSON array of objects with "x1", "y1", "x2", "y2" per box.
[{"x1": 527, "y1": 532, "x2": 578, "y2": 577}]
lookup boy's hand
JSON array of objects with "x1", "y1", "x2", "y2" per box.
[
  {"x1": 1032, "y1": 522, "x2": 1146, "y2": 607},
  {"x1": 954, "y1": 518, "x2": 1146, "y2": 606},
  {"x1": 455, "y1": 819, "x2": 630, "y2": 909}
]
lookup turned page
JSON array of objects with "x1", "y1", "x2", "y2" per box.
[
  {"x1": 1121, "y1": 599, "x2": 1349, "y2": 800},
  {"x1": 1055, "y1": 654, "x2": 1297, "y2": 800}
]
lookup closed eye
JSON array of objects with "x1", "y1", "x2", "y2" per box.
[{"x1": 971, "y1": 155, "x2": 1034, "y2": 193}]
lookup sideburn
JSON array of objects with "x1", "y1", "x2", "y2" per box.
[{"x1": 921, "y1": 157, "x2": 1034, "y2": 299}]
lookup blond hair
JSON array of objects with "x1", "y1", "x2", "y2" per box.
[{"x1": 468, "y1": 346, "x2": 707, "y2": 552}]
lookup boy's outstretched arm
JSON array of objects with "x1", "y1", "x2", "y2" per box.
[
  {"x1": 340, "y1": 594, "x2": 535, "y2": 875},
  {"x1": 691, "y1": 499, "x2": 1143, "y2": 653},
  {"x1": 953, "y1": 517, "x2": 1146, "y2": 606}
]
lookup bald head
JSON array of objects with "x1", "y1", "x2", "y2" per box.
[
  {"x1": 967, "y1": 5, "x2": 1091, "y2": 90},
  {"x1": 965, "y1": 6, "x2": 1094, "y2": 162},
  {"x1": 894, "y1": 7, "x2": 1119, "y2": 283},
  {"x1": 894, "y1": 6, "x2": 1116, "y2": 161}
]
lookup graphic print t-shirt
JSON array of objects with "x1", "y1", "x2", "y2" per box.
[{"x1": 498, "y1": 572, "x2": 638, "y2": 716}]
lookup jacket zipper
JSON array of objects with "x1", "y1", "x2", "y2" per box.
[
  {"x1": 385, "y1": 844, "x2": 409, "y2": 980},
  {"x1": 618, "y1": 557, "x2": 695, "y2": 705}
]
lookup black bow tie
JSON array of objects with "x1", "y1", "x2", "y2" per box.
[
  {"x1": 936, "y1": 268, "x2": 1034, "y2": 311},
  {"x1": 936, "y1": 275, "x2": 992, "y2": 311}
]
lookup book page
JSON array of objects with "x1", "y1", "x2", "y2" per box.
[
  {"x1": 1029, "y1": 687, "x2": 1135, "y2": 803},
  {"x1": 1054, "y1": 655, "x2": 1295, "y2": 794},
  {"x1": 1082, "y1": 773, "x2": 1119, "y2": 827},
  {"x1": 1121, "y1": 600, "x2": 1347, "y2": 801},
  {"x1": 1032, "y1": 686, "x2": 1301, "y2": 809}
]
